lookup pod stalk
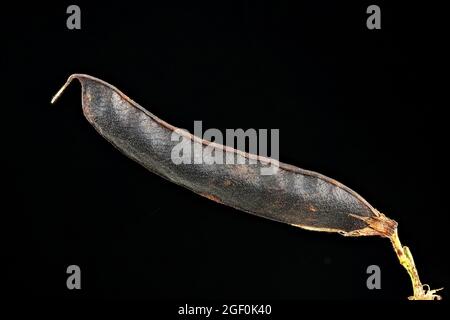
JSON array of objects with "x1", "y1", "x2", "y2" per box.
[{"x1": 390, "y1": 229, "x2": 442, "y2": 300}]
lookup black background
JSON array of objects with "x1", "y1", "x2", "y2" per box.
[{"x1": 5, "y1": 0, "x2": 448, "y2": 304}]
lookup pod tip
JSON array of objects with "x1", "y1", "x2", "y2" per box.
[{"x1": 51, "y1": 74, "x2": 77, "y2": 104}]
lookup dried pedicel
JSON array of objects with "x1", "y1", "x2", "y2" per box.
[{"x1": 52, "y1": 74, "x2": 442, "y2": 300}]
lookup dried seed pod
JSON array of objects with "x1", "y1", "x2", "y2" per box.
[{"x1": 52, "y1": 74, "x2": 442, "y2": 300}]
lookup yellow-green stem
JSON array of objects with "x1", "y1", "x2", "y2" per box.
[{"x1": 390, "y1": 229, "x2": 442, "y2": 300}]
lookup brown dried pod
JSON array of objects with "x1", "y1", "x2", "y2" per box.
[{"x1": 52, "y1": 74, "x2": 442, "y2": 300}]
